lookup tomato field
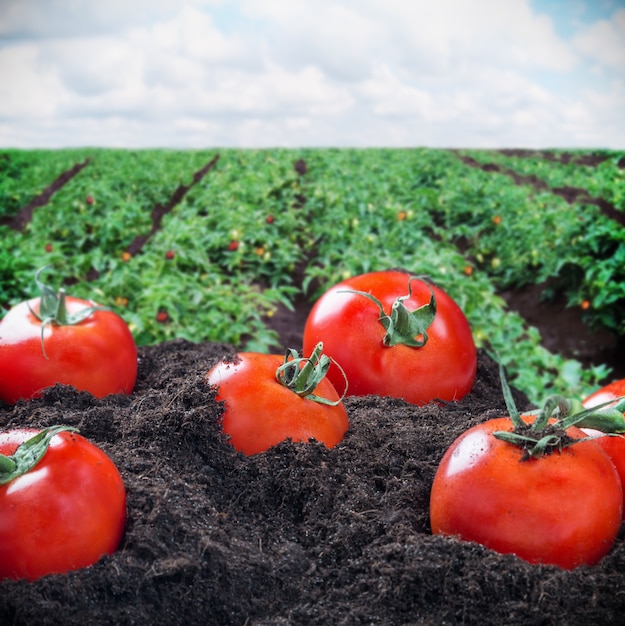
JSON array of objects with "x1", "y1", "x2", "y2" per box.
[
  {"x1": 1, "y1": 147, "x2": 624, "y2": 399},
  {"x1": 2, "y1": 147, "x2": 625, "y2": 625}
]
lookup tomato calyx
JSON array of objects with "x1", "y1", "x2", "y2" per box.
[
  {"x1": 28, "y1": 266, "x2": 108, "y2": 359},
  {"x1": 275, "y1": 342, "x2": 347, "y2": 406},
  {"x1": 341, "y1": 276, "x2": 436, "y2": 348},
  {"x1": 0, "y1": 425, "x2": 78, "y2": 485},
  {"x1": 493, "y1": 362, "x2": 625, "y2": 460}
]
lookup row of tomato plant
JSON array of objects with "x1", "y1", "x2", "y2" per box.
[
  {"x1": 461, "y1": 148, "x2": 625, "y2": 209},
  {"x1": 0, "y1": 147, "x2": 622, "y2": 398},
  {"x1": 0, "y1": 149, "x2": 89, "y2": 219},
  {"x1": 452, "y1": 149, "x2": 625, "y2": 334},
  {"x1": 1, "y1": 149, "x2": 312, "y2": 350}
]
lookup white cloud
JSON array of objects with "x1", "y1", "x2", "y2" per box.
[
  {"x1": 573, "y1": 8, "x2": 625, "y2": 69},
  {"x1": 0, "y1": 0, "x2": 220, "y2": 38},
  {"x1": 0, "y1": 44, "x2": 69, "y2": 118},
  {"x1": 0, "y1": 0, "x2": 623, "y2": 148}
]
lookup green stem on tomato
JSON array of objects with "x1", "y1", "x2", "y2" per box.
[
  {"x1": 339, "y1": 275, "x2": 436, "y2": 348},
  {"x1": 27, "y1": 266, "x2": 107, "y2": 359},
  {"x1": 494, "y1": 359, "x2": 625, "y2": 458},
  {"x1": 499, "y1": 360, "x2": 523, "y2": 428},
  {"x1": 0, "y1": 426, "x2": 78, "y2": 485},
  {"x1": 275, "y1": 342, "x2": 347, "y2": 406}
]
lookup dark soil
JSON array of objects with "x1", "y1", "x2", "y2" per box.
[
  {"x1": 500, "y1": 282, "x2": 625, "y2": 380},
  {"x1": 2, "y1": 328, "x2": 625, "y2": 625}
]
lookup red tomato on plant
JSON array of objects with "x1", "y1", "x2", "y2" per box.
[
  {"x1": 303, "y1": 270, "x2": 477, "y2": 405},
  {"x1": 582, "y1": 378, "x2": 625, "y2": 506},
  {"x1": 0, "y1": 426, "x2": 127, "y2": 581},
  {"x1": 0, "y1": 267, "x2": 137, "y2": 404},
  {"x1": 430, "y1": 373, "x2": 624, "y2": 569},
  {"x1": 206, "y1": 343, "x2": 349, "y2": 455}
]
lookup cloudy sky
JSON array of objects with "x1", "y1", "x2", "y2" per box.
[{"x1": 1, "y1": 0, "x2": 624, "y2": 149}]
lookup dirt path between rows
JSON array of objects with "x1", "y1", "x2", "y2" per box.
[
  {"x1": 457, "y1": 152, "x2": 625, "y2": 227},
  {"x1": 0, "y1": 159, "x2": 91, "y2": 231}
]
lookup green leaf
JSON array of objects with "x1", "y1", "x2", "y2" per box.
[{"x1": 498, "y1": 359, "x2": 522, "y2": 428}]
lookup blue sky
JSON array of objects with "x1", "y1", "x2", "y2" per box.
[{"x1": 0, "y1": 0, "x2": 624, "y2": 148}]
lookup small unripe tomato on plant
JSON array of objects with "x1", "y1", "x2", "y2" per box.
[
  {"x1": 206, "y1": 343, "x2": 348, "y2": 455},
  {"x1": 0, "y1": 426, "x2": 127, "y2": 581}
]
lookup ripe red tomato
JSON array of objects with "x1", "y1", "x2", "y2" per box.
[
  {"x1": 0, "y1": 427, "x2": 127, "y2": 581},
  {"x1": 584, "y1": 378, "x2": 625, "y2": 408},
  {"x1": 303, "y1": 270, "x2": 477, "y2": 405},
  {"x1": 206, "y1": 350, "x2": 349, "y2": 455},
  {"x1": 430, "y1": 416, "x2": 622, "y2": 569},
  {"x1": 583, "y1": 378, "x2": 625, "y2": 506},
  {"x1": 0, "y1": 275, "x2": 137, "y2": 404}
]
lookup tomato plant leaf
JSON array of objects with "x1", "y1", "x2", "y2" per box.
[
  {"x1": 0, "y1": 425, "x2": 78, "y2": 485},
  {"x1": 498, "y1": 359, "x2": 522, "y2": 427}
]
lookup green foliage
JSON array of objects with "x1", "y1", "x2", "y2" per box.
[
  {"x1": 0, "y1": 147, "x2": 622, "y2": 400},
  {"x1": 449, "y1": 149, "x2": 625, "y2": 336}
]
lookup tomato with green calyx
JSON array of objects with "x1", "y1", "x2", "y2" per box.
[
  {"x1": 206, "y1": 342, "x2": 349, "y2": 455},
  {"x1": 0, "y1": 426, "x2": 127, "y2": 581},
  {"x1": 0, "y1": 267, "x2": 137, "y2": 404},
  {"x1": 303, "y1": 270, "x2": 476, "y2": 405},
  {"x1": 430, "y1": 365, "x2": 625, "y2": 569},
  {"x1": 582, "y1": 379, "x2": 625, "y2": 507}
]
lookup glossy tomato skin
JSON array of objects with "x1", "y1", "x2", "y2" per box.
[
  {"x1": 0, "y1": 296, "x2": 137, "y2": 404},
  {"x1": 303, "y1": 270, "x2": 477, "y2": 405},
  {"x1": 430, "y1": 417, "x2": 622, "y2": 569},
  {"x1": 0, "y1": 429, "x2": 127, "y2": 581},
  {"x1": 207, "y1": 353, "x2": 349, "y2": 455},
  {"x1": 583, "y1": 379, "x2": 625, "y2": 407},
  {"x1": 583, "y1": 378, "x2": 625, "y2": 507}
]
